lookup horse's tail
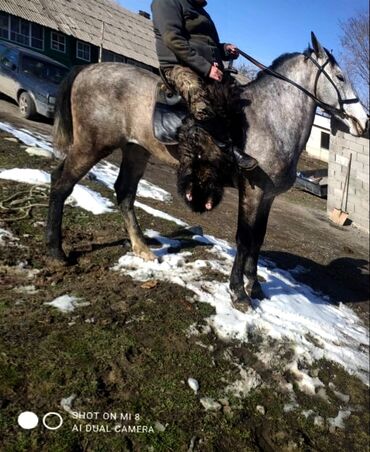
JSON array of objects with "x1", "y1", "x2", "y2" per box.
[{"x1": 53, "y1": 65, "x2": 86, "y2": 155}]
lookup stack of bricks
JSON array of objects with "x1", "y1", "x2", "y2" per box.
[{"x1": 327, "y1": 120, "x2": 369, "y2": 232}]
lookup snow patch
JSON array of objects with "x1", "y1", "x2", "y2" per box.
[
  {"x1": 200, "y1": 397, "x2": 222, "y2": 411},
  {"x1": 187, "y1": 378, "x2": 199, "y2": 394},
  {"x1": 60, "y1": 394, "x2": 77, "y2": 415},
  {"x1": 0, "y1": 228, "x2": 19, "y2": 246},
  {"x1": 13, "y1": 285, "x2": 38, "y2": 294},
  {"x1": 114, "y1": 230, "x2": 369, "y2": 385},
  {"x1": 25, "y1": 146, "x2": 53, "y2": 159},
  {"x1": 0, "y1": 121, "x2": 53, "y2": 152},
  {"x1": 45, "y1": 295, "x2": 90, "y2": 313},
  {"x1": 0, "y1": 168, "x2": 113, "y2": 214},
  {"x1": 135, "y1": 201, "x2": 188, "y2": 227},
  {"x1": 0, "y1": 122, "x2": 171, "y2": 204},
  {"x1": 328, "y1": 410, "x2": 351, "y2": 429},
  {"x1": 89, "y1": 161, "x2": 172, "y2": 202},
  {"x1": 225, "y1": 367, "x2": 262, "y2": 398}
]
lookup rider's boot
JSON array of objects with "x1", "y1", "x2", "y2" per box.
[{"x1": 197, "y1": 118, "x2": 258, "y2": 171}]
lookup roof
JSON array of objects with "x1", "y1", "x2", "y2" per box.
[{"x1": 0, "y1": 0, "x2": 158, "y2": 68}]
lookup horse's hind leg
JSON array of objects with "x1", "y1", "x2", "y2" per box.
[
  {"x1": 115, "y1": 144, "x2": 155, "y2": 261},
  {"x1": 46, "y1": 150, "x2": 99, "y2": 261}
]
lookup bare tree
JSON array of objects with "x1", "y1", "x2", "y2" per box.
[
  {"x1": 339, "y1": 9, "x2": 369, "y2": 109},
  {"x1": 235, "y1": 62, "x2": 258, "y2": 84}
]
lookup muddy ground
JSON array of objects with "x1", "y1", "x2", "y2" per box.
[{"x1": 0, "y1": 107, "x2": 369, "y2": 451}]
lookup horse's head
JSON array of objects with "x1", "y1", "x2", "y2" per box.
[{"x1": 307, "y1": 32, "x2": 368, "y2": 137}]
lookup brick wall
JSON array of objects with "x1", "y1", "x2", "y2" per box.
[{"x1": 327, "y1": 119, "x2": 369, "y2": 232}]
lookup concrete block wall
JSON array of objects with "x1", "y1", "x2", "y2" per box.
[{"x1": 327, "y1": 121, "x2": 369, "y2": 232}]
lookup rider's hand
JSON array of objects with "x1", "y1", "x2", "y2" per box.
[
  {"x1": 225, "y1": 44, "x2": 240, "y2": 59},
  {"x1": 208, "y1": 63, "x2": 223, "y2": 82}
]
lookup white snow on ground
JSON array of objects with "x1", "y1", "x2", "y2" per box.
[
  {"x1": 0, "y1": 227, "x2": 19, "y2": 246},
  {"x1": 0, "y1": 168, "x2": 50, "y2": 185},
  {"x1": 328, "y1": 410, "x2": 352, "y2": 429},
  {"x1": 91, "y1": 161, "x2": 172, "y2": 203},
  {"x1": 44, "y1": 295, "x2": 90, "y2": 313},
  {"x1": 0, "y1": 121, "x2": 53, "y2": 152},
  {"x1": 135, "y1": 201, "x2": 188, "y2": 227},
  {"x1": 0, "y1": 122, "x2": 172, "y2": 203},
  {"x1": 0, "y1": 168, "x2": 113, "y2": 214},
  {"x1": 114, "y1": 230, "x2": 369, "y2": 385}
]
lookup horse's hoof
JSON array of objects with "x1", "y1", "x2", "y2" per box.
[
  {"x1": 46, "y1": 251, "x2": 68, "y2": 268},
  {"x1": 246, "y1": 281, "x2": 267, "y2": 300},
  {"x1": 136, "y1": 249, "x2": 156, "y2": 262},
  {"x1": 230, "y1": 290, "x2": 252, "y2": 313},
  {"x1": 47, "y1": 248, "x2": 68, "y2": 263}
]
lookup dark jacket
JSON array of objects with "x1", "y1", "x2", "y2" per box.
[{"x1": 151, "y1": 0, "x2": 231, "y2": 77}]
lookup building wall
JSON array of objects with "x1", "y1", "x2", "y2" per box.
[
  {"x1": 305, "y1": 113, "x2": 331, "y2": 162},
  {"x1": 0, "y1": 12, "x2": 154, "y2": 71},
  {"x1": 327, "y1": 119, "x2": 369, "y2": 232}
]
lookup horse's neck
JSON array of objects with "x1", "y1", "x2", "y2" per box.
[{"x1": 247, "y1": 54, "x2": 318, "y2": 148}]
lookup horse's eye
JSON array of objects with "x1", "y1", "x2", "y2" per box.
[{"x1": 336, "y1": 74, "x2": 345, "y2": 82}]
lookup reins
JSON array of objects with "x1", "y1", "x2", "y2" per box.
[{"x1": 237, "y1": 48, "x2": 360, "y2": 121}]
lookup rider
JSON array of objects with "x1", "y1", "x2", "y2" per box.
[{"x1": 151, "y1": 0, "x2": 258, "y2": 170}]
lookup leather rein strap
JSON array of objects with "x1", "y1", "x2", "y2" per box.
[{"x1": 237, "y1": 48, "x2": 359, "y2": 119}]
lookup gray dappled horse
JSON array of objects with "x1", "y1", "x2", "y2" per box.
[{"x1": 47, "y1": 34, "x2": 368, "y2": 311}]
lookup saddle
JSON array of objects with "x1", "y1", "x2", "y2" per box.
[{"x1": 152, "y1": 82, "x2": 188, "y2": 144}]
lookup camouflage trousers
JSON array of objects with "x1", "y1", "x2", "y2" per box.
[{"x1": 163, "y1": 66, "x2": 224, "y2": 122}]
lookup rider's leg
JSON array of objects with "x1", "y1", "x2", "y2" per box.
[{"x1": 163, "y1": 66, "x2": 258, "y2": 170}]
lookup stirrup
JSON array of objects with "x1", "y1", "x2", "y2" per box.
[
  {"x1": 232, "y1": 148, "x2": 258, "y2": 171},
  {"x1": 213, "y1": 138, "x2": 259, "y2": 171}
]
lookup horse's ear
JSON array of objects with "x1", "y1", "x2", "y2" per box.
[{"x1": 311, "y1": 32, "x2": 325, "y2": 58}]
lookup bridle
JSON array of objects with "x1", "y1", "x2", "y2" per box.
[
  {"x1": 238, "y1": 48, "x2": 364, "y2": 132},
  {"x1": 306, "y1": 52, "x2": 359, "y2": 115}
]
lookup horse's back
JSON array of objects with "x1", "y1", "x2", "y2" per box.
[
  {"x1": 73, "y1": 63, "x2": 159, "y2": 111},
  {"x1": 70, "y1": 63, "x2": 160, "y2": 151}
]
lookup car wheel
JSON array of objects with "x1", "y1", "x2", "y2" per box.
[{"x1": 19, "y1": 92, "x2": 37, "y2": 119}]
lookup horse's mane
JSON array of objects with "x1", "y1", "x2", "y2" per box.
[
  {"x1": 249, "y1": 46, "x2": 337, "y2": 85},
  {"x1": 252, "y1": 52, "x2": 300, "y2": 82}
]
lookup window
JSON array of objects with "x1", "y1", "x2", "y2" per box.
[
  {"x1": 9, "y1": 17, "x2": 44, "y2": 50},
  {"x1": 76, "y1": 41, "x2": 91, "y2": 62},
  {"x1": 0, "y1": 12, "x2": 9, "y2": 39},
  {"x1": 102, "y1": 49, "x2": 125, "y2": 62},
  {"x1": 21, "y1": 55, "x2": 68, "y2": 83},
  {"x1": 320, "y1": 132, "x2": 330, "y2": 150},
  {"x1": 10, "y1": 17, "x2": 30, "y2": 46},
  {"x1": 31, "y1": 23, "x2": 43, "y2": 49},
  {"x1": 1, "y1": 49, "x2": 18, "y2": 71},
  {"x1": 51, "y1": 31, "x2": 66, "y2": 53}
]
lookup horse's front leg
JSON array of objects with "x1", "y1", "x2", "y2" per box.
[
  {"x1": 244, "y1": 197, "x2": 273, "y2": 300},
  {"x1": 115, "y1": 144, "x2": 155, "y2": 261},
  {"x1": 229, "y1": 181, "x2": 267, "y2": 311}
]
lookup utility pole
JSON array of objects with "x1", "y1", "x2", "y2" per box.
[{"x1": 99, "y1": 21, "x2": 105, "y2": 63}]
